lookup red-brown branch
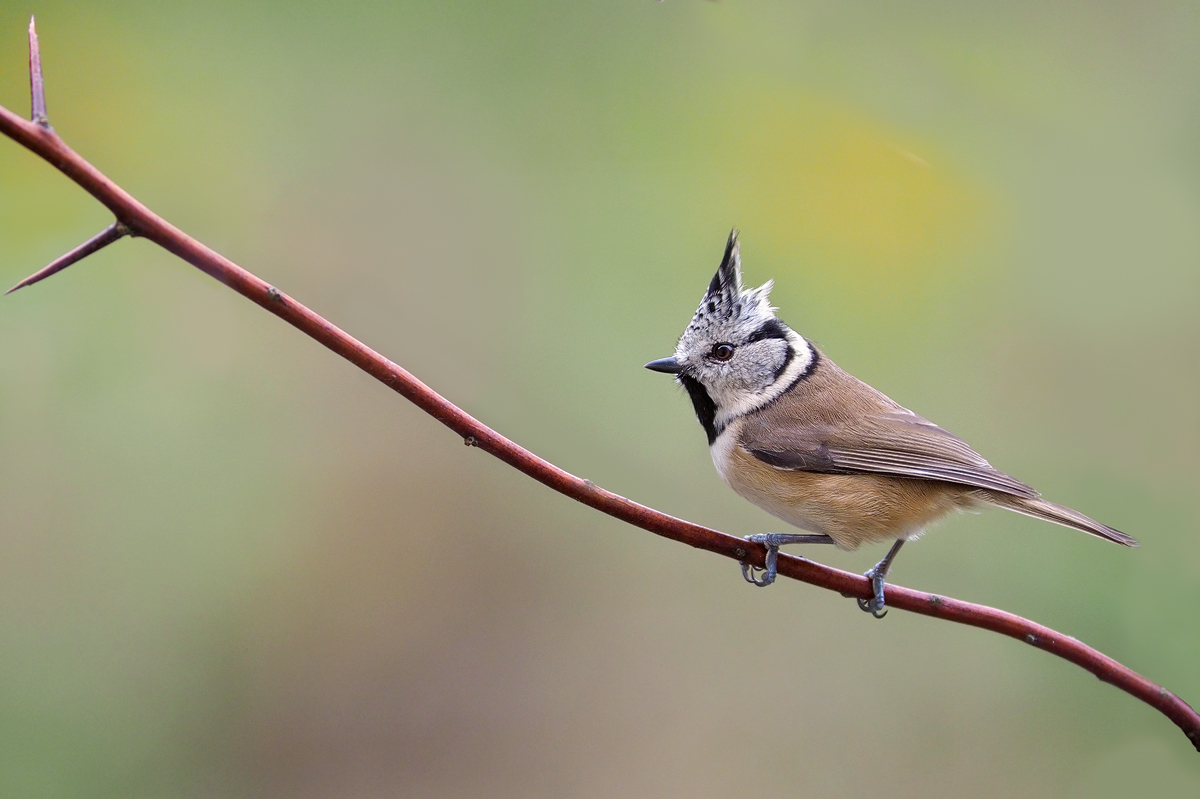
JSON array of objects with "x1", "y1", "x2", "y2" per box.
[{"x1": 0, "y1": 48, "x2": 1196, "y2": 753}]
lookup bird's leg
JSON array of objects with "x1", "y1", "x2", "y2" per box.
[
  {"x1": 741, "y1": 533, "x2": 836, "y2": 587},
  {"x1": 857, "y1": 538, "x2": 906, "y2": 619}
]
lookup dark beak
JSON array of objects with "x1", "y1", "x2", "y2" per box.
[{"x1": 644, "y1": 356, "x2": 682, "y2": 374}]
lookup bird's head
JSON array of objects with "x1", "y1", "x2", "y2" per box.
[{"x1": 645, "y1": 229, "x2": 814, "y2": 442}]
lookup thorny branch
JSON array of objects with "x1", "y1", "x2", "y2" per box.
[{"x1": 3, "y1": 18, "x2": 1197, "y2": 752}]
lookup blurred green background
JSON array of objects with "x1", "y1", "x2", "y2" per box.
[{"x1": 1, "y1": 1, "x2": 1198, "y2": 796}]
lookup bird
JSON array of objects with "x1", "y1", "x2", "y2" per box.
[{"x1": 645, "y1": 229, "x2": 1137, "y2": 617}]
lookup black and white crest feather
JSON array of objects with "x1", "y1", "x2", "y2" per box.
[
  {"x1": 684, "y1": 229, "x2": 777, "y2": 342},
  {"x1": 707, "y1": 229, "x2": 742, "y2": 300}
]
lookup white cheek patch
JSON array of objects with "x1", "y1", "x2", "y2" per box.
[{"x1": 713, "y1": 331, "x2": 814, "y2": 431}]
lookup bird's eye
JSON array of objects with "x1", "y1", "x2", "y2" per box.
[{"x1": 711, "y1": 343, "x2": 735, "y2": 361}]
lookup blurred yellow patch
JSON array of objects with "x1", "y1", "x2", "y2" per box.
[{"x1": 719, "y1": 88, "x2": 989, "y2": 310}]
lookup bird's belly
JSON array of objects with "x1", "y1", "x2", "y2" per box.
[{"x1": 711, "y1": 437, "x2": 975, "y2": 550}]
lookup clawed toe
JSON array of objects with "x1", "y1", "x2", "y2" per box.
[
  {"x1": 740, "y1": 561, "x2": 774, "y2": 587},
  {"x1": 856, "y1": 569, "x2": 888, "y2": 618},
  {"x1": 741, "y1": 534, "x2": 780, "y2": 587}
]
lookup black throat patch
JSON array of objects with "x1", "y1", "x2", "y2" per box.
[{"x1": 678, "y1": 374, "x2": 719, "y2": 445}]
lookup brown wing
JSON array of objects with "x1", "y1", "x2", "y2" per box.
[{"x1": 739, "y1": 352, "x2": 1038, "y2": 499}]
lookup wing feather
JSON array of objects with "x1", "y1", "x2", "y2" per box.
[
  {"x1": 736, "y1": 349, "x2": 1037, "y2": 499},
  {"x1": 743, "y1": 412, "x2": 1037, "y2": 499}
]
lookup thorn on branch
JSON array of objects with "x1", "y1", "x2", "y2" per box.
[
  {"x1": 28, "y1": 16, "x2": 49, "y2": 129},
  {"x1": 6, "y1": 222, "x2": 128, "y2": 294}
]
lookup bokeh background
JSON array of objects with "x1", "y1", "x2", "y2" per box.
[{"x1": 1, "y1": 1, "x2": 1198, "y2": 796}]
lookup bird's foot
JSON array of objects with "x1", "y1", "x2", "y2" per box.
[
  {"x1": 741, "y1": 533, "x2": 784, "y2": 587},
  {"x1": 856, "y1": 566, "x2": 889, "y2": 619},
  {"x1": 853, "y1": 538, "x2": 906, "y2": 619},
  {"x1": 740, "y1": 533, "x2": 834, "y2": 588}
]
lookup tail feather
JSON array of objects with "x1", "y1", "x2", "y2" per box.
[{"x1": 984, "y1": 493, "x2": 1139, "y2": 548}]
